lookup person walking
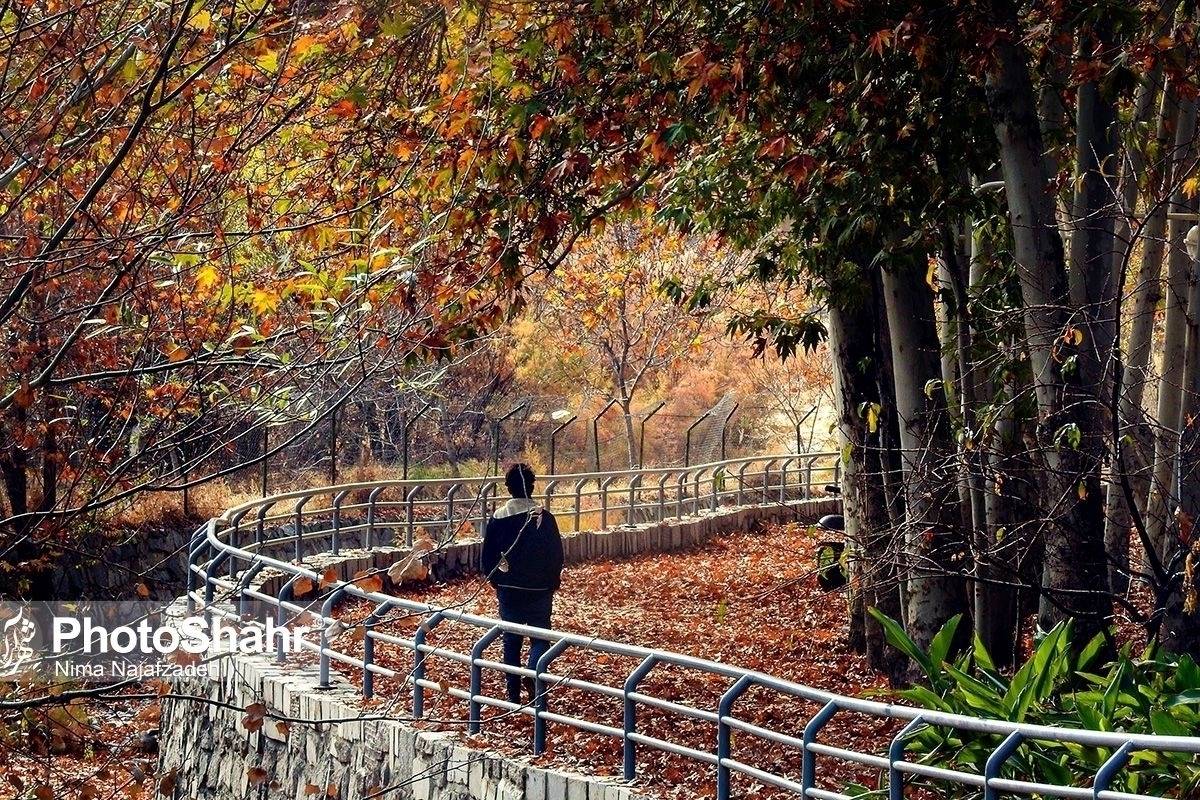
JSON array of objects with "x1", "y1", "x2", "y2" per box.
[{"x1": 481, "y1": 463, "x2": 565, "y2": 704}]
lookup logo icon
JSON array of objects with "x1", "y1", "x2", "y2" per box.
[{"x1": 0, "y1": 607, "x2": 37, "y2": 678}]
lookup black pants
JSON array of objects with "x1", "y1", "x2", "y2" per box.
[{"x1": 496, "y1": 588, "x2": 553, "y2": 703}]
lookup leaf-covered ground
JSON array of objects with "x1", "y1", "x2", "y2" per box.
[
  {"x1": 338, "y1": 522, "x2": 899, "y2": 798},
  {"x1": 2, "y1": 522, "x2": 893, "y2": 799}
]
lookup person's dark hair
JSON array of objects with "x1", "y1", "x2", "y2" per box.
[{"x1": 504, "y1": 462, "x2": 536, "y2": 498}]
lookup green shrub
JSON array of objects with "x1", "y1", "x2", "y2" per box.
[{"x1": 869, "y1": 610, "x2": 1200, "y2": 799}]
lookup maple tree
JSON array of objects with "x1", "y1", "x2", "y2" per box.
[
  {"x1": 0, "y1": 0, "x2": 564, "y2": 596},
  {"x1": 386, "y1": 0, "x2": 1200, "y2": 668},
  {"x1": 516, "y1": 222, "x2": 722, "y2": 467}
]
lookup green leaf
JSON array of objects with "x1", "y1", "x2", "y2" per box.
[
  {"x1": 928, "y1": 614, "x2": 963, "y2": 671},
  {"x1": 1150, "y1": 709, "x2": 1191, "y2": 736},
  {"x1": 1164, "y1": 689, "x2": 1200, "y2": 707},
  {"x1": 869, "y1": 608, "x2": 933, "y2": 679}
]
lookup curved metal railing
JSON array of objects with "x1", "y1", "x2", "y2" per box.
[{"x1": 186, "y1": 453, "x2": 1200, "y2": 800}]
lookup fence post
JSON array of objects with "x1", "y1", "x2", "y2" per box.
[
  {"x1": 261, "y1": 425, "x2": 269, "y2": 497},
  {"x1": 638, "y1": 401, "x2": 666, "y2": 468},
  {"x1": 549, "y1": 413, "x2": 576, "y2": 476},
  {"x1": 402, "y1": 401, "x2": 433, "y2": 479},
  {"x1": 592, "y1": 399, "x2": 619, "y2": 473},
  {"x1": 492, "y1": 402, "x2": 528, "y2": 476},
  {"x1": 685, "y1": 411, "x2": 712, "y2": 468},
  {"x1": 719, "y1": 402, "x2": 739, "y2": 461}
]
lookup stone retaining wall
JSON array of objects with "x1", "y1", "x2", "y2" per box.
[
  {"x1": 163, "y1": 498, "x2": 836, "y2": 799},
  {"x1": 160, "y1": 652, "x2": 646, "y2": 800}
]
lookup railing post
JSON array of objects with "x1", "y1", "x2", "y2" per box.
[
  {"x1": 318, "y1": 586, "x2": 346, "y2": 689},
  {"x1": 362, "y1": 603, "x2": 388, "y2": 699},
  {"x1": 469, "y1": 627, "x2": 505, "y2": 733},
  {"x1": 533, "y1": 639, "x2": 571, "y2": 754},
  {"x1": 228, "y1": 509, "x2": 250, "y2": 579},
  {"x1": 255, "y1": 502, "x2": 273, "y2": 548},
  {"x1": 413, "y1": 611, "x2": 446, "y2": 718},
  {"x1": 627, "y1": 473, "x2": 642, "y2": 524},
  {"x1": 276, "y1": 575, "x2": 303, "y2": 661},
  {"x1": 984, "y1": 731, "x2": 1024, "y2": 800},
  {"x1": 293, "y1": 497, "x2": 310, "y2": 562},
  {"x1": 236, "y1": 562, "x2": 268, "y2": 618},
  {"x1": 717, "y1": 675, "x2": 755, "y2": 800},
  {"x1": 573, "y1": 478, "x2": 588, "y2": 532},
  {"x1": 623, "y1": 655, "x2": 659, "y2": 781},
  {"x1": 331, "y1": 490, "x2": 349, "y2": 555},
  {"x1": 802, "y1": 701, "x2": 839, "y2": 795},
  {"x1": 185, "y1": 524, "x2": 211, "y2": 614},
  {"x1": 736, "y1": 462, "x2": 751, "y2": 506},
  {"x1": 600, "y1": 475, "x2": 618, "y2": 529},
  {"x1": 693, "y1": 468, "x2": 708, "y2": 515},
  {"x1": 656, "y1": 473, "x2": 671, "y2": 522},
  {"x1": 366, "y1": 486, "x2": 385, "y2": 549},
  {"x1": 404, "y1": 485, "x2": 421, "y2": 547},
  {"x1": 888, "y1": 716, "x2": 925, "y2": 800},
  {"x1": 762, "y1": 459, "x2": 778, "y2": 504},
  {"x1": 446, "y1": 484, "x2": 462, "y2": 543},
  {"x1": 1093, "y1": 742, "x2": 1134, "y2": 800},
  {"x1": 676, "y1": 472, "x2": 689, "y2": 518}
]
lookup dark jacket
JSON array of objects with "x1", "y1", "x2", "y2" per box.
[{"x1": 482, "y1": 499, "x2": 564, "y2": 593}]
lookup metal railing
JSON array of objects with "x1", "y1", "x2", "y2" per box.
[{"x1": 186, "y1": 453, "x2": 1200, "y2": 799}]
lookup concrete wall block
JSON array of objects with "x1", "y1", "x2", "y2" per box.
[
  {"x1": 524, "y1": 768, "x2": 547, "y2": 800},
  {"x1": 546, "y1": 770, "x2": 568, "y2": 799},
  {"x1": 566, "y1": 776, "x2": 589, "y2": 800}
]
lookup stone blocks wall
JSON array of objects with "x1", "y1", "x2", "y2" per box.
[{"x1": 160, "y1": 649, "x2": 648, "y2": 800}]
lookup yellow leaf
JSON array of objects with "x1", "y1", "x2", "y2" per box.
[
  {"x1": 186, "y1": 9, "x2": 212, "y2": 31},
  {"x1": 1185, "y1": 176, "x2": 1200, "y2": 199},
  {"x1": 255, "y1": 50, "x2": 279, "y2": 74},
  {"x1": 196, "y1": 264, "x2": 221, "y2": 293},
  {"x1": 251, "y1": 288, "x2": 278, "y2": 316}
]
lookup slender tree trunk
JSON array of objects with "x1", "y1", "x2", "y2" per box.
[
  {"x1": 828, "y1": 297, "x2": 905, "y2": 684},
  {"x1": 985, "y1": 22, "x2": 1111, "y2": 639},
  {"x1": 883, "y1": 264, "x2": 970, "y2": 660},
  {"x1": 1148, "y1": 93, "x2": 1198, "y2": 558},
  {"x1": 1106, "y1": 71, "x2": 1172, "y2": 595},
  {"x1": 1065, "y1": 25, "x2": 1121, "y2": 609},
  {"x1": 1161, "y1": 225, "x2": 1200, "y2": 653}
]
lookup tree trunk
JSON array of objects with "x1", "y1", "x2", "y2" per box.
[
  {"x1": 1161, "y1": 224, "x2": 1200, "y2": 653},
  {"x1": 1066, "y1": 26, "x2": 1120, "y2": 608},
  {"x1": 1106, "y1": 71, "x2": 1172, "y2": 596},
  {"x1": 985, "y1": 23, "x2": 1111, "y2": 639},
  {"x1": 827, "y1": 296, "x2": 906, "y2": 684},
  {"x1": 882, "y1": 264, "x2": 970, "y2": 660},
  {"x1": 1147, "y1": 93, "x2": 1198, "y2": 559}
]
